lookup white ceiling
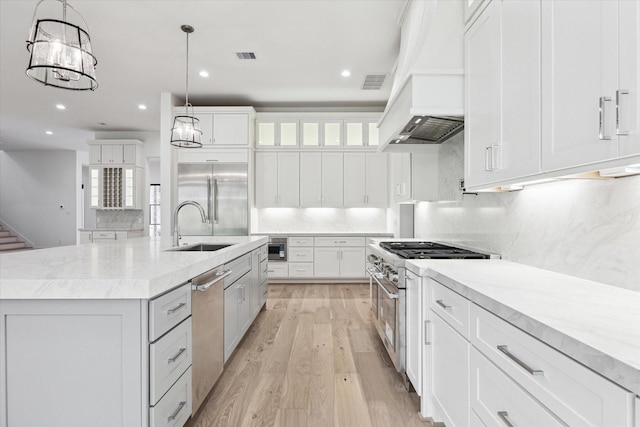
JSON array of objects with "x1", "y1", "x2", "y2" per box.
[{"x1": 0, "y1": 0, "x2": 405, "y2": 151}]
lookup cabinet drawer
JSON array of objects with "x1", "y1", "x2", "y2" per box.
[
  {"x1": 267, "y1": 262, "x2": 288, "y2": 278},
  {"x1": 150, "y1": 318, "x2": 192, "y2": 405},
  {"x1": 430, "y1": 279, "x2": 470, "y2": 339},
  {"x1": 288, "y1": 236, "x2": 314, "y2": 246},
  {"x1": 288, "y1": 263, "x2": 314, "y2": 278},
  {"x1": 289, "y1": 247, "x2": 314, "y2": 262},
  {"x1": 259, "y1": 244, "x2": 268, "y2": 261},
  {"x1": 314, "y1": 236, "x2": 365, "y2": 247},
  {"x1": 259, "y1": 259, "x2": 268, "y2": 283},
  {"x1": 224, "y1": 253, "x2": 252, "y2": 289},
  {"x1": 470, "y1": 347, "x2": 564, "y2": 427},
  {"x1": 93, "y1": 231, "x2": 116, "y2": 239},
  {"x1": 177, "y1": 148, "x2": 248, "y2": 163},
  {"x1": 149, "y1": 283, "x2": 191, "y2": 342},
  {"x1": 150, "y1": 367, "x2": 192, "y2": 427},
  {"x1": 471, "y1": 304, "x2": 633, "y2": 426}
]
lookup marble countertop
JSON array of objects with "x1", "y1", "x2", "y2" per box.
[
  {"x1": 0, "y1": 235, "x2": 268, "y2": 300},
  {"x1": 406, "y1": 259, "x2": 640, "y2": 396}
]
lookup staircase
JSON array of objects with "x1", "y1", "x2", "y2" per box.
[{"x1": 0, "y1": 225, "x2": 32, "y2": 252}]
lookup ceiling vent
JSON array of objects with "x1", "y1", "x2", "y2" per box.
[
  {"x1": 361, "y1": 73, "x2": 387, "y2": 90},
  {"x1": 236, "y1": 52, "x2": 256, "y2": 60}
]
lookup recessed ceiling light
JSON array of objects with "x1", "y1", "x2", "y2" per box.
[
  {"x1": 341, "y1": 70, "x2": 351, "y2": 77},
  {"x1": 45, "y1": 131, "x2": 53, "y2": 135},
  {"x1": 138, "y1": 104, "x2": 147, "y2": 110},
  {"x1": 56, "y1": 104, "x2": 66, "y2": 110},
  {"x1": 199, "y1": 70, "x2": 209, "y2": 78}
]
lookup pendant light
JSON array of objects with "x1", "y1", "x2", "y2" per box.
[
  {"x1": 26, "y1": 0, "x2": 98, "y2": 91},
  {"x1": 170, "y1": 25, "x2": 202, "y2": 148}
]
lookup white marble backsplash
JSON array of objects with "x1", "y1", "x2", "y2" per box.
[
  {"x1": 95, "y1": 210, "x2": 144, "y2": 230},
  {"x1": 414, "y1": 154, "x2": 640, "y2": 291},
  {"x1": 253, "y1": 207, "x2": 388, "y2": 233}
]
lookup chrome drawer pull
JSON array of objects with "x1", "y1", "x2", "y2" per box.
[
  {"x1": 616, "y1": 89, "x2": 630, "y2": 136},
  {"x1": 497, "y1": 411, "x2": 515, "y2": 427},
  {"x1": 168, "y1": 347, "x2": 186, "y2": 363},
  {"x1": 167, "y1": 401, "x2": 186, "y2": 421},
  {"x1": 166, "y1": 302, "x2": 186, "y2": 315},
  {"x1": 436, "y1": 299, "x2": 452, "y2": 309},
  {"x1": 599, "y1": 96, "x2": 612, "y2": 140},
  {"x1": 497, "y1": 345, "x2": 544, "y2": 376}
]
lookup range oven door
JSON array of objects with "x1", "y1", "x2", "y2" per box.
[{"x1": 368, "y1": 269, "x2": 400, "y2": 370}]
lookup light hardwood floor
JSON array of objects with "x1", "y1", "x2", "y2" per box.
[{"x1": 187, "y1": 283, "x2": 429, "y2": 427}]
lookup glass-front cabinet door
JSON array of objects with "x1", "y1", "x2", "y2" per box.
[
  {"x1": 323, "y1": 122, "x2": 342, "y2": 146},
  {"x1": 301, "y1": 121, "x2": 320, "y2": 146},
  {"x1": 257, "y1": 119, "x2": 299, "y2": 147},
  {"x1": 345, "y1": 119, "x2": 380, "y2": 147}
]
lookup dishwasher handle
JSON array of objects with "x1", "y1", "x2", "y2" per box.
[{"x1": 192, "y1": 269, "x2": 232, "y2": 292}]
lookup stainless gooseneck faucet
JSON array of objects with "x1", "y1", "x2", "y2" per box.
[{"x1": 173, "y1": 200, "x2": 208, "y2": 246}]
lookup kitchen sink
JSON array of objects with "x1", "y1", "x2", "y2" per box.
[{"x1": 169, "y1": 243, "x2": 233, "y2": 252}]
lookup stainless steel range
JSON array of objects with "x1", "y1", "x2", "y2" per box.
[{"x1": 367, "y1": 241, "x2": 494, "y2": 374}]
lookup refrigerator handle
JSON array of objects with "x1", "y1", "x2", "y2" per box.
[
  {"x1": 213, "y1": 178, "x2": 219, "y2": 224},
  {"x1": 207, "y1": 176, "x2": 213, "y2": 223}
]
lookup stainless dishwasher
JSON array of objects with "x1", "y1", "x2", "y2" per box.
[{"x1": 191, "y1": 266, "x2": 231, "y2": 416}]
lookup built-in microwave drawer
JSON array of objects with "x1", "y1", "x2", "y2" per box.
[
  {"x1": 224, "y1": 253, "x2": 252, "y2": 289},
  {"x1": 149, "y1": 318, "x2": 192, "y2": 405},
  {"x1": 429, "y1": 279, "x2": 470, "y2": 339},
  {"x1": 149, "y1": 283, "x2": 191, "y2": 342},
  {"x1": 149, "y1": 367, "x2": 192, "y2": 427}
]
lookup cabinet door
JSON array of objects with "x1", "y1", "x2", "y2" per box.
[
  {"x1": 101, "y1": 144, "x2": 124, "y2": 164},
  {"x1": 257, "y1": 121, "x2": 276, "y2": 146},
  {"x1": 392, "y1": 153, "x2": 412, "y2": 202},
  {"x1": 277, "y1": 152, "x2": 300, "y2": 207},
  {"x1": 224, "y1": 282, "x2": 240, "y2": 362},
  {"x1": 213, "y1": 114, "x2": 249, "y2": 145},
  {"x1": 338, "y1": 247, "x2": 365, "y2": 278},
  {"x1": 122, "y1": 144, "x2": 136, "y2": 165},
  {"x1": 279, "y1": 121, "x2": 299, "y2": 146},
  {"x1": 194, "y1": 114, "x2": 214, "y2": 145},
  {"x1": 321, "y1": 152, "x2": 343, "y2": 207},
  {"x1": 237, "y1": 274, "x2": 253, "y2": 335},
  {"x1": 430, "y1": 311, "x2": 469, "y2": 427},
  {"x1": 541, "y1": 0, "x2": 619, "y2": 170},
  {"x1": 365, "y1": 153, "x2": 388, "y2": 207},
  {"x1": 300, "y1": 153, "x2": 322, "y2": 207},
  {"x1": 323, "y1": 121, "x2": 342, "y2": 147},
  {"x1": 79, "y1": 231, "x2": 92, "y2": 244},
  {"x1": 619, "y1": 0, "x2": 640, "y2": 157},
  {"x1": 464, "y1": 0, "x2": 501, "y2": 188},
  {"x1": 89, "y1": 145, "x2": 101, "y2": 164},
  {"x1": 345, "y1": 121, "x2": 364, "y2": 147},
  {"x1": 343, "y1": 153, "x2": 366, "y2": 207},
  {"x1": 405, "y1": 269, "x2": 421, "y2": 395},
  {"x1": 255, "y1": 152, "x2": 278, "y2": 207},
  {"x1": 301, "y1": 121, "x2": 320, "y2": 147},
  {"x1": 500, "y1": 0, "x2": 541, "y2": 181},
  {"x1": 313, "y1": 247, "x2": 340, "y2": 277}
]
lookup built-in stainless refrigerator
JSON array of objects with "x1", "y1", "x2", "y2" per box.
[{"x1": 177, "y1": 163, "x2": 248, "y2": 236}]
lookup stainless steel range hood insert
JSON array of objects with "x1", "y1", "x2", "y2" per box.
[{"x1": 394, "y1": 115, "x2": 464, "y2": 144}]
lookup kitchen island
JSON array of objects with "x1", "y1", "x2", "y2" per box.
[{"x1": 0, "y1": 235, "x2": 267, "y2": 427}]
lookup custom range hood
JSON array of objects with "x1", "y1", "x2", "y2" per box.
[{"x1": 378, "y1": 0, "x2": 464, "y2": 152}]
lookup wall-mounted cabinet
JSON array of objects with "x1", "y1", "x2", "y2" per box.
[
  {"x1": 299, "y1": 152, "x2": 344, "y2": 207},
  {"x1": 255, "y1": 152, "x2": 300, "y2": 207},
  {"x1": 464, "y1": 0, "x2": 640, "y2": 191},
  {"x1": 255, "y1": 113, "x2": 381, "y2": 149},
  {"x1": 89, "y1": 140, "x2": 144, "y2": 167},
  {"x1": 343, "y1": 153, "x2": 388, "y2": 207},
  {"x1": 172, "y1": 106, "x2": 255, "y2": 147}
]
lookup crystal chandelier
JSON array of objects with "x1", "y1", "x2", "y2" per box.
[
  {"x1": 170, "y1": 25, "x2": 202, "y2": 148},
  {"x1": 26, "y1": 0, "x2": 98, "y2": 91}
]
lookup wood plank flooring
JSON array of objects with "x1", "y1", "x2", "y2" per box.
[{"x1": 187, "y1": 283, "x2": 429, "y2": 427}]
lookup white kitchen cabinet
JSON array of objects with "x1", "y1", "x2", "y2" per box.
[
  {"x1": 405, "y1": 268, "x2": 422, "y2": 395},
  {"x1": 343, "y1": 152, "x2": 388, "y2": 207},
  {"x1": 79, "y1": 230, "x2": 92, "y2": 243},
  {"x1": 299, "y1": 152, "x2": 343, "y2": 207},
  {"x1": 266, "y1": 262, "x2": 288, "y2": 278},
  {"x1": 257, "y1": 117, "x2": 299, "y2": 147},
  {"x1": 635, "y1": 396, "x2": 640, "y2": 427},
  {"x1": 195, "y1": 113, "x2": 250, "y2": 146},
  {"x1": 391, "y1": 153, "x2": 412, "y2": 202},
  {"x1": 101, "y1": 144, "x2": 124, "y2": 164},
  {"x1": 391, "y1": 152, "x2": 441, "y2": 202},
  {"x1": 89, "y1": 144, "x2": 102, "y2": 164},
  {"x1": 255, "y1": 152, "x2": 299, "y2": 207},
  {"x1": 465, "y1": 0, "x2": 541, "y2": 189},
  {"x1": 223, "y1": 272, "x2": 252, "y2": 362},
  {"x1": 313, "y1": 237, "x2": 366, "y2": 278},
  {"x1": 300, "y1": 120, "x2": 343, "y2": 147},
  {"x1": 619, "y1": 0, "x2": 640, "y2": 157},
  {"x1": 344, "y1": 119, "x2": 380, "y2": 147},
  {"x1": 89, "y1": 140, "x2": 143, "y2": 167},
  {"x1": 287, "y1": 236, "x2": 315, "y2": 278},
  {"x1": 90, "y1": 166, "x2": 144, "y2": 210}
]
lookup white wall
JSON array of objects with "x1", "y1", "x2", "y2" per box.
[
  {"x1": 253, "y1": 207, "x2": 388, "y2": 233},
  {"x1": 411, "y1": 139, "x2": 640, "y2": 291},
  {"x1": 0, "y1": 150, "x2": 80, "y2": 248}
]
